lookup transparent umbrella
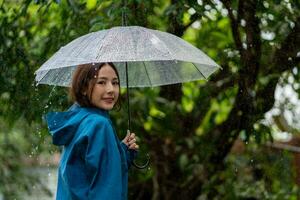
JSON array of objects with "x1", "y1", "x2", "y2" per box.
[
  {"x1": 35, "y1": 26, "x2": 221, "y2": 168},
  {"x1": 35, "y1": 26, "x2": 220, "y2": 87}
]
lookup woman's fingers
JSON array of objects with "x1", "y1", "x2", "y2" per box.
[
  {"x1": 122, "y1": 130, "x2": 131, "y2": 145},
  {"x1": 128, "y1": 133, "x2": 139, "y2": 150},
  {"x1": 126, "y1": 130, "x2": 131, "y2": 138},
  {"x1": 128, "y1": 138, "x2": 136, "y2": 145},
  {"x1": 129, "y1": 133, "x2": 135, "y2": 139},
  {"x1": 129, "y1": 143, "x2": 139, "y2": 150},
  {"x1": 123, "y1": 132, "x2": 139, "y2": 150}
]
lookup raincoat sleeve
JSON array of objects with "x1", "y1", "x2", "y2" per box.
[
  {"x1": 82, "y1": 117, "x2": 124, "y2": 199},
  {"x1": 120, "y1": 142, "x2": 138, "y2": 168}
]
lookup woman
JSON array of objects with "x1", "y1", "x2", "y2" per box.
[{"x1": 46, "y1": 62, "x2": 138, "y2": 200}]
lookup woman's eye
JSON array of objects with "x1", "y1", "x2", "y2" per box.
[
  {"x1": 97, "y1": 81, "x2": 105, "y2": 85},
  {"x1": 113, "y1": 81, "x2": 119, "y2": 85}
]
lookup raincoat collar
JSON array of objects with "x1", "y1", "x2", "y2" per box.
[{"x1": 69, "y1": 102, "x2": 110, "y2": 117}]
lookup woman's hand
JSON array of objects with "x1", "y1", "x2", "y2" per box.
[{"x1": 122, "y1": 131, "x2": 139, "y2": 150}]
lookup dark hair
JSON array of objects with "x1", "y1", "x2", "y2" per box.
[{"x1": 70, "y1": 62, "x2": 121, "y2": 110}]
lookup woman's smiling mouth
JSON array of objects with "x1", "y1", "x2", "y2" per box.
[{"x1": 102, "y1": 97, "x2": 114, "y2": 103}]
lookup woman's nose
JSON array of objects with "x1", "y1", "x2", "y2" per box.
[{"x1": 106, "y1": 82, "x2": 114, "y2": 93}]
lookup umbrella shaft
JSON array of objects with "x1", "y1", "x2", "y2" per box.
[
  {"x1": 123, "y1": 0, "x2": 129, "y2": 130},
  {"x1": 125, "y1": 62, "x2": 131, "y2": 131},
  {"x1": 122, "y1": 0, "x2": 128, "y2": 26}
]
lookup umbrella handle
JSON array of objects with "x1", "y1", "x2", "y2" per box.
[
  {"x1": 127, "y1": 130, "x2": 150, "y2": 169},
  {"x1": 132, "y1": 153, "x2": 150, "y2": 169}
]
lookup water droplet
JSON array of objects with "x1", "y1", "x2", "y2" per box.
[{"x1": 48, "y1": 173, "x2": 51, "y2": 177}]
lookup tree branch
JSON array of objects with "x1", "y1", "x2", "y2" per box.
[
  {"x1": 273, "y1": 16, "x2": 300, "y2": 73},
  {"x1": 240, "y1": 0, "x2": 261, "y2": 84},
  {"x1": 202, "y1": 0, "x2": 262, "y2": 167},
  {"x1": 220, "y1": 0, "x2": 243, "y2": 54},
  {"x1": 184, "y1": 13, "x2": 202, "y2": 30}
]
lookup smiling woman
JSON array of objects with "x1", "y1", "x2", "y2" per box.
[
  {"x1": 70, "y1": 62, "x2": 121, "y2": 110},
  {"x1": 46, "y1": 62, "x2": 139, "y2": 200},
  {"x1": 90, "y1": 64, "x2": 120, "y2": 110}
]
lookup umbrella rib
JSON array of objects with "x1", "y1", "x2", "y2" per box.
[
  {"x1": 142, "y1": 61, "x2": 152, "y2": 87},
  {"x1": 36, "y1": 69, "x2": 51, "y2": 85},
  {"x1": 73, "y1": 34, "x2": 92, "y2": 57},
  {"x1": 95, "y1": 29, "x2": 110, "y2": 60},
  {"x1": 192, "y1": 63, "x2": 208, "y2": 80},
  {"x1": 144, "y1": 28, "x2": 174, "y2": 60}
]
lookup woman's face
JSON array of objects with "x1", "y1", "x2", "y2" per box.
[{"x1": 89, "y1": 64, "x2": 120, "y2": 110}]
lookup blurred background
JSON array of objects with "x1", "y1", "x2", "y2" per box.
[{"x1": 0, "y1": 0, "x2": 300, "y2": 199}]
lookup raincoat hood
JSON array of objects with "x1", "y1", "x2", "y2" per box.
[{"x1": 46, "y1": 103, "x2": 109, "y2": 146}]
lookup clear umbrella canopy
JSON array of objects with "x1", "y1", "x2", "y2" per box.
[{"x1": 35, "y1": 26, "x2": 220, "y2": 87}]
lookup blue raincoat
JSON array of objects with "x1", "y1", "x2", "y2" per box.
[{"x1": 46, "y1": 104, "x2": 136, "y2": 200}]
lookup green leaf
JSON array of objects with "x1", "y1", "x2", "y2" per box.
[
  {"x1": 86, "y1": 0, "x2": 97, "y2": 10},
  {"x1": 179, "y1": 154, "x2": 188, "y2": 170}
]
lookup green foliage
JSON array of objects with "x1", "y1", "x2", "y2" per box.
[
  {"x1": 0, "y1": 116, "x2": 54, "y2": 198},
  {"x1": 214, "y1": 144, "x2": 300, "y2": 200}
]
